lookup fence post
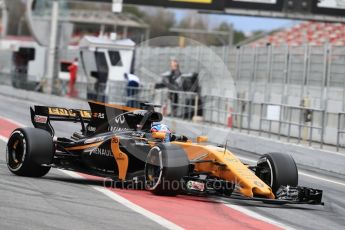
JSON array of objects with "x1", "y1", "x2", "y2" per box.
[
  {"x1": 278, "y1": 104, "x2": 282, "y2": 140},
  {"x1": 193, "y1": 94, "x2": 199, "y2": 120},
  {"x1": 287, "y1": 107, "x2": 292, "y2": 142},
  {"x1": 326, "y1": 45, "x2": 332, "y2": 111},
  {"x1": 160, "y1": 89, "x2": 165, "y2": 115},
  {"x1": 309, "y1": 110, "x2": 314, "y2": 146},
  {"x1": 298, "y1": 107, "x2": 303, "y2": 144},
  {"x1": 283, "y1": 46, "x2": 291, "y2": 105},
  {"x1": 321, "y1": 44, "x2": 330, "y2": 111},
  {"x1": 300, "y1": 44, "x2": 310, "y2": 102},
  {"x1": 239, "y1": 102, "x2": 243, "y2": 132},
  {"x1": 259, "y1": 103, "x2": 263, "y2": 136},
  {"x1": 217, "y1": 96, "x2": 221, "y2": 124},
  {"x1": 247, "y1": 100, "x2": 251, "y2": 134},
  {"x1": 249, "y1": 47, "x2": 257, "y2": 103},
  {"x1": 320, "y1": 110, "x2": 325, "y2": 149},
  {"x1": 235, "y1": 46, "x2": 241, "y2": 84},
  {"x1": 210, "y1": 96, "x2": 214, "y2": 123},
  {"x1": 337, "y1": 113, "x2": 341, "y2": 152},
  {"x1": 265, "y1": 45, "x2": 273, "y2": 103}
]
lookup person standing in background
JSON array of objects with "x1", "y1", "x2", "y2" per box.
[
  {"x1": 167, "y1": 59, "x2": 181, "y2": 116},
  {"x1": 67, "y1": 58, "x2": 79, "y2": 97},
  {"x1": 124, "y1": 73, "x2": 140, "y2": 107},
  {"x1": 155, "y1": 58, "x2": 182, "y2": 116}
]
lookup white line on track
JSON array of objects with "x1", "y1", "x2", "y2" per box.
[
  {"x1": 238, "y1": 156, "x2": 345, "y2": 187},
  {"x1": 59, "y1": 170, "x2": 183, "y2": 230},
  {"x1": 224, "y1": 203, "x2": 294, "y2": 230},
  {"x1": 0, "y1": 116, "x2": 26, "y2": 127},
  {"x1": 0, "y1": 136, "x2": 8, "y2": 143},
  {"x1": 299, "y1": 172, "x2": 345, "y2": 187}
]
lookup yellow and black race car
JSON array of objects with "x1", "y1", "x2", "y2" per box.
[{"x1": 6, "y1": 101, "x2": 323, "y2": 205}]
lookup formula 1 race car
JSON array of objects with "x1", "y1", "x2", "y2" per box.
[{"x1": 6, "y1": 101, "x2": 323, "y2": 205}]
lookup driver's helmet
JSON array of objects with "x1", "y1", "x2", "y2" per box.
[{"x1": 150, "y1": 124, "x2": 171, "y2": 142}]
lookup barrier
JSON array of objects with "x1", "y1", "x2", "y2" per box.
[{"x1": 2, "y1": 72, "x2": 345, "y2": 152}]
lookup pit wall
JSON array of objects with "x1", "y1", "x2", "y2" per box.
[{"x1": 164, "y1": 117, "x2": 345, "y2": 176}]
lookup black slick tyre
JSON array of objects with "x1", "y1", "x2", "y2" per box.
[
  {"x1": 6, "y1": 128, "x2": 54, "y2": 177},
  {"x1": 256, "y1": 152, "x2": 298, "y2": 194},
  {"x1": 145, "y1": 144, "x2": 189, "y2": 196}
]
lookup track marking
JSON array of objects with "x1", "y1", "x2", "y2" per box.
[
  {"x1": 59, "y1": 170, "x2": 183, "y2": 230},
  {"x1": 238, "y1": 156, "x2": 345, "y2": 187},
  {"x1": 224, "y1": 203, "x2": 294, "y2": 230},
  {"x1": 0, "y1": 136, "x2": 8, "y2": 142},
  {"x1": 298, "y1": 172, "x2": 345, "y2": 187},
  {"x1": 0, "y1": 116, "x2": 26, "y2": 127}
]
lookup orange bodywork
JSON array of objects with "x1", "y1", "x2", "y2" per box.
[
  {"x1": 65, "y1": 142, "x2": 103, "y2": 151},
  {"x1": 111, "y1": 137, "x2": 129, "y2": 181},
  {"x1": 174, "y1": 142, "x2": 275, "y2": 199},
  {"x1": 64, "y1": 131, "x2": 274, "y2": 198}
]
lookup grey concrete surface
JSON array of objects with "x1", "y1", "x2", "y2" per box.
[
  {"x1": 0, "y1": 85, "x2": 89, "y2": 110},
  {"x1": 218, "y1": 152, "x2": 345, "y2": 230},
  {"x1": 0, "y1": 143, "x2": 163, "y2": 230},
  {"x1": 164, "y1": 118, "x2": 345, "y2": 176},
  {"x1": 0, "y1": 95, "x2": 163, "y2": 230}
]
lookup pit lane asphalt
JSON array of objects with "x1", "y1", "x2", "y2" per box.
[
  {"x1": 0, "y1": 95, "x2": 164, "y2": 230},
  {"x1": 0, "y1": 94, "x2": 344, "y2": 229}
]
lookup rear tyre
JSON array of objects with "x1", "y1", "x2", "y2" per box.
[
  {"x1": 6, "y1": 128, "x2": 54, "y2": 177},
  {"x1": 145, "y1": 144, "x2": 189, "y2": 196},
  {"x1": 256, "y1": 152, "x2": 298, "y2": 194}
]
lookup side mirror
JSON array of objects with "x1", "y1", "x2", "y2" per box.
[
  {"x1": 196, "y1": 136, "x2": 208, "y2": 143},
  {"x1": 152, "y1": 132, "x2": 166, "y2": 140}
]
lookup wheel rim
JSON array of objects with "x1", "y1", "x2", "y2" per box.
[
  {"x1": 257, "y1": 159, "x2": 273, "y2": 188},
  {"x1": 145, "y1": 147, "x2": 163, "y2": 190},
  {"x1": 266, "y1": 159, "x2": 274, "y2": 187},
  {"x1": 6, "y1": 131, "x2": 26, "y2": 171}
]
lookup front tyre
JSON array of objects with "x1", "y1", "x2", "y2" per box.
[
  {"x1": 145, "y1": 144, "x2": 189, "y2": 196},
  {"x1": 6, "y1": 128, "x2": 54, "y2": 177},
  {"x1": 256, "y1": 152, "x2": 298, "y2": 194}
]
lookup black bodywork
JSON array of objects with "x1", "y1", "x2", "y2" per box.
[
  {"x1": 30, "y1": 102, "x2": 161, "y2": 180},
  {"x1": 29, "y1": 101, "x2": 323, "y2": 205}
]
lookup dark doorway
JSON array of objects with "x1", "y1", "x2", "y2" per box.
[{"x1": 12, "y1": 47, "x2": 37, "y2": 90}]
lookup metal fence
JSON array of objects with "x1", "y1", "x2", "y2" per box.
[
  {"x1": 2, "y1": 43, "x2": 345, "y2": 151},
  {"x1": 72, "y1": 81, "x2": 345, "y2": 151},
  {"x1": 3, "y1": 70, "x2": 345, "y2": 151},
  {"x1": 163, "y1": 91, "x2": 342, "y2": 151},
  {"x1": 135, "y1": 44, "x2": 345, "y2": 113}
]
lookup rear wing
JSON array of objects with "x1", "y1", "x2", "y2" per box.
[
  {"x1": 30, "y1": 101, "x2": 163, "y2": 137},
  {"x1": 30, "y1": 105, "x2": 92, "y2": 136}
]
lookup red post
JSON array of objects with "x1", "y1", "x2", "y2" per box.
[
  {"x1": 227, "y1": 107, "x2": 233, "y2": 128},
  {"x1": 67, "y1": 59, "x2": 78, "y2": 97}
]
